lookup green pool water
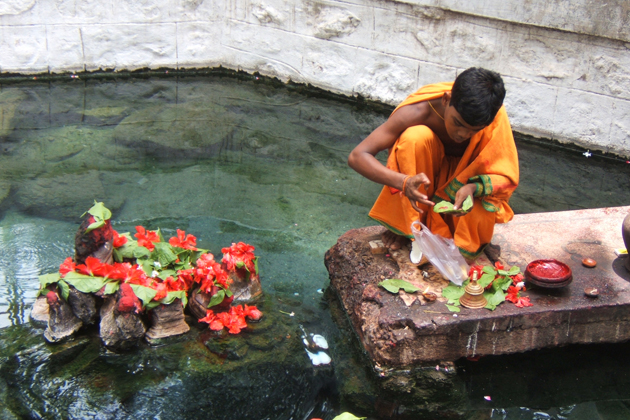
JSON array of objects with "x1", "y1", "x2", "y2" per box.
[{"x1": 1, "y1": 72, "x2": 629, "y2": 420}]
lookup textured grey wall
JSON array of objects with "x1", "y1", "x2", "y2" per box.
[{"x1": 1, "y1": 0, "x2": 629, "y2": 156}]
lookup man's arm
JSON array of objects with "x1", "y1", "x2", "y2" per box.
[{"x1": 347, "y1": 103, "x2": 435, "y2": 213}]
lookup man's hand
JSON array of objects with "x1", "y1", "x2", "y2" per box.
[
  {"x1": 453, "y1": 183, "x2": 477, "y2": 214},
  {"x1": 404, "y1": 173, "x2": 434, "y2": 213}
]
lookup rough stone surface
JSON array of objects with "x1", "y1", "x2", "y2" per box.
[
  {"x1": 44, "y1": 296, "x2": 83, "y2": 343},
  {"x1": 29, "y1": 295, "x2": 49, "y2": 327},
  {"x1": 1, "y1": 0, "x2": 629, "y2": 156},
  {"x1": 99, "y1": 296, "x2": 146, "y2": 350},
  {"x1": 326, "y1": 206, "x2": 630, "y2": 365},
  {"x1": 67, "y1": 286, "x2": 98, "y2": 325},
  {"x1": 145, "y1": 300, "x2": 190, "y2": 343}
]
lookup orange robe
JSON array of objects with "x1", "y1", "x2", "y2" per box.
[{"x1": 368, "y1": 82, "x2": 519, "y2": 259}]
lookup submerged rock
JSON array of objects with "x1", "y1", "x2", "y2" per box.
[
  {"x1": 145, "y1": 299, "x2": 190, "y2": 344},
  {"x1": 43, "y1": 291, "x2": 83, "y2": 343}
]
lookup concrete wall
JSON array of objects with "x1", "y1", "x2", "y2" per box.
[{"x1": 1, "y1": 0, "x2": 629, "y2": 156}]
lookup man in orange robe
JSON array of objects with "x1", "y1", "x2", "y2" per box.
[{"x1": 348, "y1": 68, "x2": 519, "y2": 261}]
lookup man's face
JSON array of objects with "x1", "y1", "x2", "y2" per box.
[{"x1": 442, "y1": 94, "x2": 487, "y2": 143}]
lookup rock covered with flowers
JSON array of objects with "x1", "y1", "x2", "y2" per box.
[{"x1": 35, "y1": 202, "x2": 264, "y2": 349}]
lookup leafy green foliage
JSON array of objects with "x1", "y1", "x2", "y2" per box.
[{"x1": 378, "y1": 278, "x2": 420, "y2": 294}]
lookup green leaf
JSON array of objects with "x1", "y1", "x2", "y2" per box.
[
  {"x1": 145, "y1": 290, "x2": 188, "y2": 311},
  {"x1": 461, "y1": 195, "x2": 473, "y2": 212},
  {"x1": 446, "y1": 305, "x2": 461, "y2": 313},
  {"x1": 113, "y1": 233, "x2": 139, "y2": 262},
  {"x1": 58, "y1": 280, "x2": 70, "y2": 301},
  {"x1": 134, "y1": 246, "x2": 151, "y2": 260},
  {"x1": 433, "y1": 201, "x2": 455, "y2": 213},
  {"x1": 378, "y1": 279, "x2": 420, "y2": 294},
  {"x1": 482, "y1": 265, "x2": 497, "y2": 275},
  {"x1": 153, "y1": 241, "x2": 178, "y2": 268},
  {"x1": 433, "y1": 195, "x2": 473, "y2": 215},
  {"x1": 498, "y1": 276, "x2": 513, "y2": 291},
  {"x1": 158, "y1": 269, "x2": 177, "y2": 281},
  {"x1": 82, "y1": 201, "x2": 112, "y2": 233},
  {"x1": 497, "y1": 269, "x2": 509, "y2": 276},
  {"x1": 508, "y1": 265, "x2": 521, "y2": 275},
  {"x1": 332, "y1": 413, "x2": 366, "y2": 420},
  {"x1": 477, "y1": 272, "x2": 495, "y2": 289},
  {"x1": 104, "y1": 281, "x2": 120, "y2": 295},
  {"x1": 39, "y1": 273, "x2": 61, "y2": 288},
  {"x1": 129, "y1": 284, "x2": 158, "y2": 308},
  {"x1": 484, "y1": 288, "x2": 506, "y2": 311},
  {"x1": 441, "y1": 284, "x2": 466, "y2": 300},
  {"x1": 140, "y1": 258, "x2": 155, "y2": 277},
  {"x1": 253, "y1": 257, "x2": 259, "y2": 276},
  {"x1": 208, "y1": 290, "x2": 226, "y2": 308},
  {"x1": 63, "y1": 272, "x2": 108, "y2": 294}
]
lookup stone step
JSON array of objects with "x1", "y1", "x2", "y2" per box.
[{"x1": 325, "y1": 206, "x2": 630, "y2": 366}]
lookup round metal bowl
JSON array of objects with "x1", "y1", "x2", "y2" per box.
[{"x1": 525, "y1": 259, "x2": 573, "y2": 288}]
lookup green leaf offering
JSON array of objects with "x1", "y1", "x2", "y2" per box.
[
  {"x1": 129, "y1": 284, "x2": 158, "y2": 308},
  {"x1": 378, "y1": 278, "x2": 420, "y2": 294},
  {"x1": 208, "y1": 289, "x2": 226, "y2": 308},
  {"x1": 39, "y1": 273, "x2": 61, "y2": 288},
  {"x1": 63, "y1": 272, "x2": 108, "y2": 294},
  {"x1": 82, "y1": 201, "x2": 112, "y2": 233},
  {"x1": 433, "y1": 195, "x2": 473, "y2": 215}
]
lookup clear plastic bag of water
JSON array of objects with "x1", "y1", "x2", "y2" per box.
[{"x1": 411, "y1": 221, "x2": 469, "y2": 285}]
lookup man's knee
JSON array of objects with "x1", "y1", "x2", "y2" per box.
[{"x1": 399, "y1": 125, "x2": 440, "y2": 154}]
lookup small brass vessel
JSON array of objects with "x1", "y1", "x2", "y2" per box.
[{"x1": 460, "y1": 271, "x2": 487, "y2": 309}]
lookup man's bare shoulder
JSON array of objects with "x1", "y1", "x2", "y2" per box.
[{"x1": 390, "y1": 101, "x2": 431, "y2": 129}]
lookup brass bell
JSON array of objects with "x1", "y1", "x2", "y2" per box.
[{"x1": 460, "y1": 271, "x2": 487, "y2": 309}]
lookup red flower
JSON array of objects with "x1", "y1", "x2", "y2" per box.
[
  {"x1": 468, "y1": 264, "x2": 484, "y2": 279},
  {"x1": 112, "y1": 263, "x2": 151, "y2": 286},
  {"x1": 168, "y1": 229, "x2": 197, "y2": 250},
  {"x1": 217, "y1": 309, "x2": 248, "y2": 334},
  {"x1": 116, "y1": 283, "x2": 142, "y2": 314},
  {"x1": 153, "y1": 282, "x2": 168, "y2": 301},
  {"x1": 505, "y1": 285, "x2": 520, "y2": 303},
  {"x1": 176, "y1": 268, "x2": 195, "y2": 291},
  {"x1": 163, "y1": 275, "x2": 186, "y2": 292},
  {"x1": 494, "y1": 261, "x2": 504, "y2": 270},
  {"x1": 514, "y1": 296, "x2": 533, "y2": 308},
  {"x1": 134, "y1": 226, "x2": 160, "y2": 251},
  {"x1": 112, "y1": 230, "x2": 127, "y2": 248},
  {"x1": 243, "y1": 304, "x2": 263, "y2": 321},
  {"x1": 511, "y1": 273, "x2": 524, "y2": 284},
  {"x1": 59, "y1": 257, "x2": 76, "y2": 277},
  {"x1": 221, "y1": 242, "x2": 257, "y2": 274},
  {"x1": 199, "y1": 310, "x2": 225, "y2": 331},
  {"x1": 76, "y1": 256, "x2": 112, "y2": 277}
]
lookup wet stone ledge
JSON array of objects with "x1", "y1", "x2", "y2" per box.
[{"x1": 325, "y1": 206, "x2": 630, "y2": 367}]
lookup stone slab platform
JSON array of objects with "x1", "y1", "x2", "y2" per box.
[{"x1": 325, "y1": 206, "x2": 630, "y2": 366}]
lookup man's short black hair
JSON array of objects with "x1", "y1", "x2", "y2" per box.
[{"x1": 450, "y1": 67, "x2": 506, "y2": 127}]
